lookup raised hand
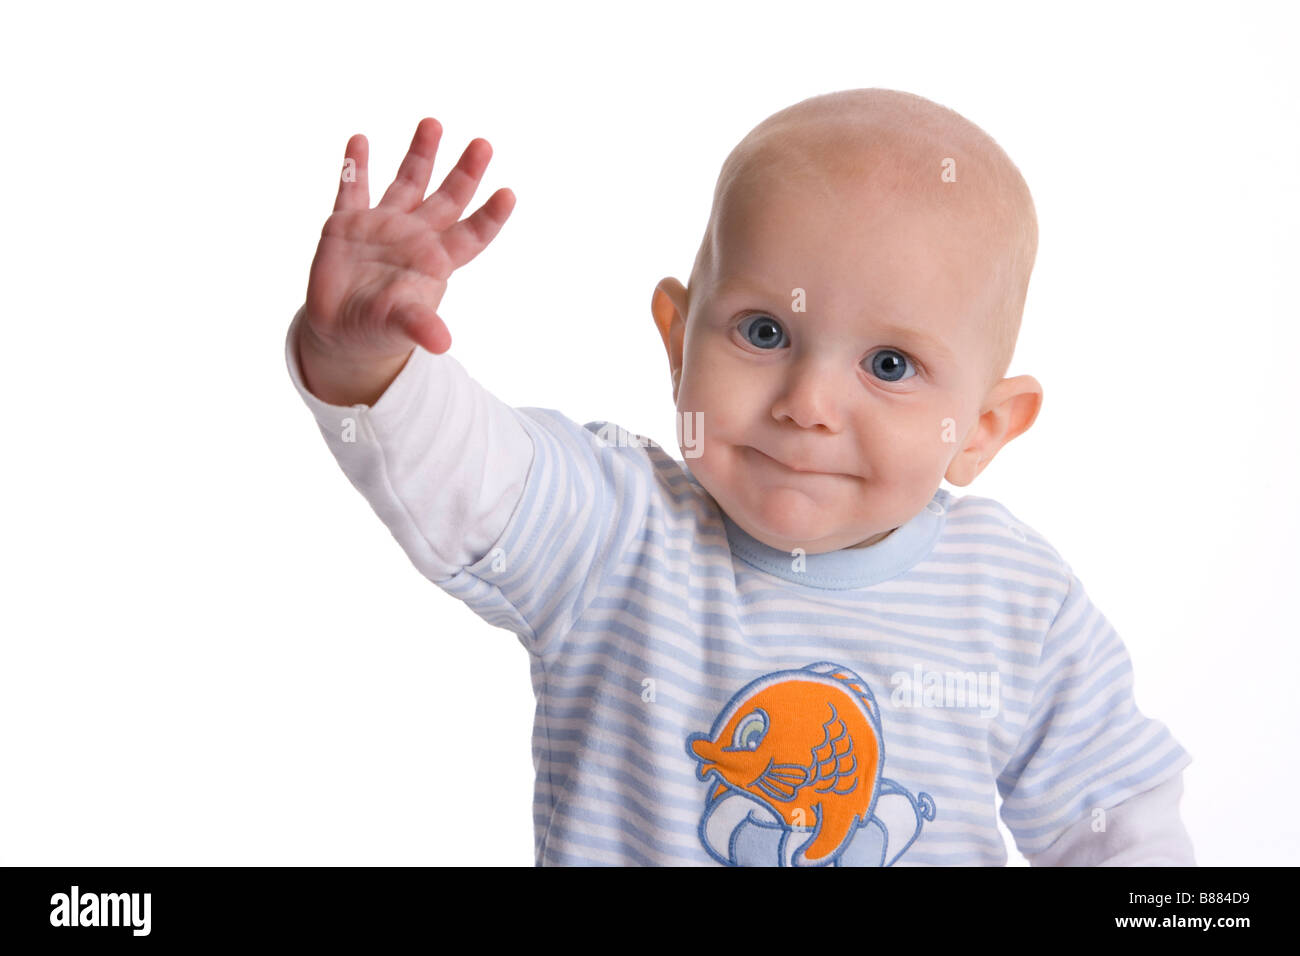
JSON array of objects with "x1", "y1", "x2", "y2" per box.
[{"x1": 297, "y1": 118, "x2": 515, "y2": 405}]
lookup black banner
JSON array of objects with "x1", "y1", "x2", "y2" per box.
[{"x1": 0, "y1": 866, "x2": 1280, "y2": 943}]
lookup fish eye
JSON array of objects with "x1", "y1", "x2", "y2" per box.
[
  {"x1": 732, "y1": 709, "x2": 769, "y2": 751},
  {"x1": 738, "y1": 314, "x2": 787, "y2": 350},
  {"x1": 865, "y1": 348, "x2": 916, "y2": 382}
]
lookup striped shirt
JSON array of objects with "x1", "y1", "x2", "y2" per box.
[{"x1": 285, "y1": 307, "x2": 1194, "y2": 866}]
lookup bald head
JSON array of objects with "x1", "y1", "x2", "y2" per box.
[{"x1": 688, "y1": 89, "x2": 1038, "y2": 391}]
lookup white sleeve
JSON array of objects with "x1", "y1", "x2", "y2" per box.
[
  {"x1": 1024, "y1": 772, "x2": 1196, "y2": 866},
  {"x1": 996, "y1": 565, "x2": 1194, "y2": 858},
  {"x1": 283, "y1": 304, "x2": 533, "y2": 582}
]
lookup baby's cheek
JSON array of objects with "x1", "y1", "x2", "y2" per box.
[
  {"x1": 673, "y1": 375, "x2": 703, "y2": 415},
  {"x1": 678, "y1": 381, "x2": 732, "y2": 440},
  {"x1": 882, "y1": 422, "x2": 949, "y2": 485}
]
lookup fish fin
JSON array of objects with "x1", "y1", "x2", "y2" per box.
[
  {"x1": 754, "y1": 762, "x2": 809, "y2": 801},
  {"x1": 797, "y1": 801, "x2": 861, "y2": 865},
  {"x1": 809, "y1": 703, "x2": 859, "y2": 795},
  {"x1": 803, "y1": 661, "x2": 880, "y2": 719}
]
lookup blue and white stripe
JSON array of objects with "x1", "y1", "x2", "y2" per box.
[{"x1": 435, "y1": 407, "x2": 1192, "y2": 866}]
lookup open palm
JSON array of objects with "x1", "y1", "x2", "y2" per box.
[{"x1": 304, "y1": 117, "x2": 515, "y2": 362}]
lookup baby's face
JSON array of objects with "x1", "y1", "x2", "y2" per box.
[{"x1": 654, "y1": 168, "x2": 1036, "y2": 555}]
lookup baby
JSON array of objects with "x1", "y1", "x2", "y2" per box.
[{"x1": 286, "y1": 88, "x2": 1194, "y2": 866}]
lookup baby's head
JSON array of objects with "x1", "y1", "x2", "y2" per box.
[{"x1": 652, "y1": 88, "x2": 1043, "y2": 555}]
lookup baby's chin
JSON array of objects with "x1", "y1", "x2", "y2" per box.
[{"x1": 723, "y1": 487, "x2": 869, "y2": 554}]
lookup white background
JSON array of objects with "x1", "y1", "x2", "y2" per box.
[{"x1": 2, "y1": 0, "x2": 1296, "y2": 866}]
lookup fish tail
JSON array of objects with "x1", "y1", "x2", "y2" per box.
[
  {"x1": 918, "y1": 791, "x2": 936, "y2": 821},
  {"x1": 881, "y1": 777, "x2": 937, "y2": 822}
]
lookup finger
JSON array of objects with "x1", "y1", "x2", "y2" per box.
[
  {"x1": 441, "y1": 187, "x2": 517, "y2": 269},
  {"x1": 415, "y1": 137, "x2": 494, "y2": 230},
  {"x1": 390, "y1": 300, "x2": 452, "y2": 355},
  {"x1": 333, "y1": 133, "x2": 370, "y2": 211},
  {"x1": 377, "y1": 117, "x2": 443, "y2": 212}
]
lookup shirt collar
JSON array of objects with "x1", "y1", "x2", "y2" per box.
[{"x1": 714, "y1": 486, "x2": 951, "y2": 590}]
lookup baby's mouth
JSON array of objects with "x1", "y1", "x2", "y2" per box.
[{"x1": 746, "y1": 445, "x2": 842, "y2": 477}]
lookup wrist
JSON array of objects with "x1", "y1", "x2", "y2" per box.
[{"x1": 296, "y1": 321, "x2": 414, "y2": 407}]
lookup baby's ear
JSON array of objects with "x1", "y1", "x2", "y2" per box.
[
  {"x1": 652, "y1": 278, "x2": 689, "y2": 383},
  {"x1": 945, "y1": 376, "x2": 1043, "y2": 486},
  {"x1": 992, "y1": 376, "x2": 1043, "y2": 448},
  {"x1": 944, "y1": 447, "x2": 983, "y2": 487},
  {"x1": 652, "y1": 278, "x2": 688, "y2": 338}
]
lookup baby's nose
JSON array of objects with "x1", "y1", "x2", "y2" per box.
[{"x1": 771, "y1": 358, "x2": 846, "y2": 431}]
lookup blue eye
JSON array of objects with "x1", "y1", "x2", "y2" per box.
[
  {"x1": 866, "y1": 348, "x2": 916, "y2": 383},
  {"x1": 739, "y1": 314, "x2": 786, "y2": 350},
  {"x1": 731, "y1": 709, "x2": 769, "y2": 751}
]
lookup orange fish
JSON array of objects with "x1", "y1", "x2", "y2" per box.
[{"x1": 687, "y1": 662, "x2": 889, "y2": 865}]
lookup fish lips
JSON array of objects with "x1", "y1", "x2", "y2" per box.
[{"x1": 686, "y1": 734, "x2": 725, "y2": 797}]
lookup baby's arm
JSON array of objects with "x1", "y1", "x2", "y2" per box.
[
  {"x1": 288, "y1": 119, "x2": 661, "y2": 650},
  {"x1": 289, "y1": 118, "x2": 530, "y2": 578},
  {"x1": 996, "y1": 566, "x2": 1195, "y2": 866},
  {"x1": 286, "y1": 302, "x2": 532, "y2": 578},
  {"x1": 1024, "y1": 772, "x2": 1195, "y2": 866}
]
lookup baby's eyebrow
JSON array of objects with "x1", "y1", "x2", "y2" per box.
[{"x1": 870, "y1": 321, "x2": 954, "y2": 361}]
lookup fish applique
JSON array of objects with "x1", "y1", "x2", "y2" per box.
[{"x1": 686, "y1": 661, "x2": 935, "y2": 867}]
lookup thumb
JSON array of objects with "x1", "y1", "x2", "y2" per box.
[{"x1": 390, "y1": 300, "x2": 451, "y2": 355}]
